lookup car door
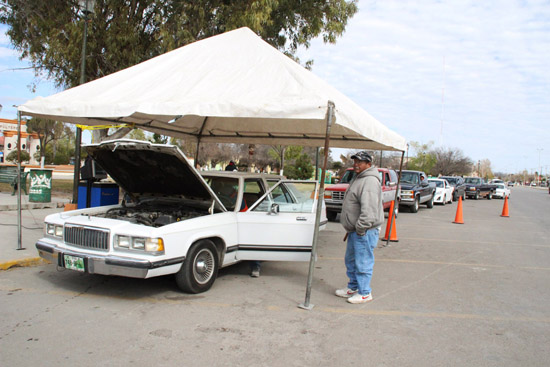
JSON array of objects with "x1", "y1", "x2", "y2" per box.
[{"x1": 236, "y1": 180, "x2": 320, "y2": 261}]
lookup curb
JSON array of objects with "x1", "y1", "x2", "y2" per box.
[
  {"x1": 0, "y1": 257, "x2": 47, "y2": 271},
  {"x1": 0, "y1": 202, "x2": 68, "y2": 211}
]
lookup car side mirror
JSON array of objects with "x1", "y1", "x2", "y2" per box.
[
  {"x1": 269, "y1": 203, "x2": 279, "y2": 215},
  {"x1": 388, "y1": 182, "x2": 397, "y2": 187},
  {"x1": 421, "y1": 181, "x2": 429, "y2": 187}
]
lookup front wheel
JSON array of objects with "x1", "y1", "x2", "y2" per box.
[
  {"x1": 176, "y1": 239, "x2": 219, "y2": 294},
  {"x1": 326, "y1": 210, "x2": 337, "y2": 222},
  {"x1": 474, "y1": 191, "x2": 479, "y2": 200},
  {"x1": 410, "y1": 197, "x2": 419, "y2": 213},
  {"x1": 442, "y1": 195, "x2": 446, "y2": 206},
  {"x1": 462, "y1": 192, "x2": 466, "y2": 200},
  {"x1": 487, "y1": 192, "x2": 492, "y2": 200}
]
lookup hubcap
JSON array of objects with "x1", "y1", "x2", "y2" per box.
[{"x1": 193, "y1": 248, "x2": 215, "y2": 285}]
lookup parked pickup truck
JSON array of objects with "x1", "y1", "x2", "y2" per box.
[
  {"x1": 324, "y1": 167, "x2": 400, "y2": 221},
  {"x1": 464, "y1": 177, "x2": 498, "y2": 200},
  {"x1": 399, "y1": 170, "x2": 435, "y2": 213}
]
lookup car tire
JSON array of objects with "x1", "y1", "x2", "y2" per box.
[
  {"x1": 175, "y1": 239, "x2": 219, "y2": 294},
  {"x1": 487, "y1": 192, "x2": 492, "y2": 200},
  {"x1": 442, "y1": 195, "x2": 446, "y2": 206},
  {"x1": 453, "y1": 191, "x2": 458, "y2": 202},
  {"x1": 462, "y1": 192, "x2": 466, "y2": 200},
  {"x1": 410, "y1": 197, "x2": 419, "y2": 213},
  {"x1": 326, "y1": 210, "x2": 337, "y2": 222},
  {"x1": 474, "y1": 191, "x2": 479, "y2": 200},
  {"x1": 426, "y1": 195, "x2": 434, "y2": 209}
]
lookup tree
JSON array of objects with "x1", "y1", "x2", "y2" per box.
[
  {"x1": 25, "y1": 117, "x2": 64, "y2": 162},
  {"x1": 1, "y1": 0, "x2": 358, "y2": 141},
  {"x1": 7, "y1": 150, "x2": 30, "y2": 164},
  {"x1": 407, "y1": 141, "x2": 436, "y2": 174},
  {"x1": 431, "y1": 147, "x2": 473, "y2": 176},
  {"x1": 479, "y1": 159, "x2": 493, "y2": 180},
  {"x1": 285, "y1": 153, "x2": 314, "y2": 179}
]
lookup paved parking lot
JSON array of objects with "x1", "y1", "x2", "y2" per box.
[{"x1": 1, "y1": 186, "x2": 549, "y2": 366}]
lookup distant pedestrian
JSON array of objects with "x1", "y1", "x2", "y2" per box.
[
  {"x1": 225, "y1": 161, "x2": 237, "y2": 171},
  {"x1": 336, "y1": 151, "x2": 384, "y2": 304}
]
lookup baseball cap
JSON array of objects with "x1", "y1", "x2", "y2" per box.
[{"x1": 350, "y1": 151, "x2": 373, "y2": 162}]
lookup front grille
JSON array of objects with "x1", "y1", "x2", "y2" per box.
[
  {"x1": 64, "y1": 224, "x2": 110, "y2": 251},
  {"x1": 332, "y1": 191, "x2": 345, "y2": 200}
]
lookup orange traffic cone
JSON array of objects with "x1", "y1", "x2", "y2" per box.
[
  {"x1": 382, "y1": 200, "x2": 398, "y2": 242},
  {"x1": 453, "y1": 196, "x2": 464, "y2": 224},
  {"x1": 501, "y1": 196, "x2": 509, "y2": 217}
]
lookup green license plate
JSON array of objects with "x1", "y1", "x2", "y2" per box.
[{"x1": 64, "y1": 255, "x2": 85, "y2": 272}]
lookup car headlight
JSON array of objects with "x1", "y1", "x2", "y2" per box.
[
  {"x1": 114, "y1": 235, "x2": 164, "y2": 255},
  {"x1": 45, "y1": 223, "x2": 63, "y2": 238}
]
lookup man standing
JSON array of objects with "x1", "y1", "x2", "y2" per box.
[{"x1": 336, "y1": 151, "x2": 384, "y2": 304}]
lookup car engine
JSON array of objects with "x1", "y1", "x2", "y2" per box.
[{"x1": 98, "y1": 203, "x2": 207, "y2": 227}]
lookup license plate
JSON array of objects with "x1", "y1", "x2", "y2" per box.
[{"x1": 64, "y1": 255, "x2": 85, "y2": 272}]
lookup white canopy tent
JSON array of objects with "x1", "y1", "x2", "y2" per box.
[
  {"x1": 19, "y1": 27, "x2": 405, "y2": 152},
  {"x1": 18, "y1": 27, "x2": 406, "y2": 309}
]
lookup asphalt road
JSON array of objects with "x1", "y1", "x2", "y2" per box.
[{"x1": 1, "y1": 186, "x2": 549, "y2": 366}]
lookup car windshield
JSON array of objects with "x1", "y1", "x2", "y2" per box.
[
  {"x1": 400, "y1": 172, "x2": 419, "y2": 184},
  {"x1": 443, "y1": 177, "x2": 457, "y2": 185},
  {"x1": 465, "y1": 177, "x2": 482, "y2": 184},
  {"x1": 496, "y1": 184, "x2": 505, "y2": 189},
  {"x1": 429, "y1": 180, "x2": 444, "y2": 188},
  {"x1": 340, "y1": 170, "x2": 356, "y2": 184}
]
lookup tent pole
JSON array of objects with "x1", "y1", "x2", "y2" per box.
[
  {"x1": 299, "y1": 101, "x2": 334, "y2": 310},
  {"x1": 194, "y1": 117, "x2": 209, "y2": 168},
  {"x1": 16, "y1": 110, "x2": 24, "y2": 250},
  {"x1": 384, "y1": 150, "x2": 405, "y2": 247}
]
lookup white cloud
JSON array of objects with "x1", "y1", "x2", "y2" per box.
[{"x1": 298, "y1": 0, "x2": 550, "y2": 172}]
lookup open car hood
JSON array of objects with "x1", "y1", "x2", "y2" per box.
[{"x1": 85, "y1": 139, "x2": 226, "y2": 211}]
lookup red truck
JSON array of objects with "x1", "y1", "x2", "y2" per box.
[{"x1": 324, "y1": 167, "x2": 400, "y2": 221}]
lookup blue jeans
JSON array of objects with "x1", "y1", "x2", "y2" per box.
[{"x1": 345, "y1": 229, "x2": 379, "y2": 296}]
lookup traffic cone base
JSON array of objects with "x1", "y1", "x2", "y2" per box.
[
  {"x1": 501, "y1": 196, "x2": 510, "y2": 217},
  {"x1": 453, "y1": 196, "x2": 464, "y2": 224},
  {"x1": 382, "y1": 200, "x2": 399, "y2": 242}
]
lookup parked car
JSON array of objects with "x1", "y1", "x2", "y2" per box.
[
  {"x1": 492, "y1": 183, "x2": 510, "y2": 199},
  {"x1": 464, "y1": 177, "x2": 497, "y2": 200},
  {"x1": 399, "y1": 170, "x2": 435, "y2": 213},
  {"x1": 507, "y1": 181, "x2": 514, "y2": 187},
  {"x1": 440, "y1": 176, "x2": 466, "y2": 201},
  {"x1": 428, "y1": 178, "x2": 454, "y2": 205},
  {"x1": 35, "y1": 140, "x2": 326, "y2": 294},
  {"x1": 324, "y1": 167, "x2": 400, "y2": 221}
]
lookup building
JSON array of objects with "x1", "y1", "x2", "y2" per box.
[{"x1": 0, "y1": 118, "x2": 41, "y2": 165}]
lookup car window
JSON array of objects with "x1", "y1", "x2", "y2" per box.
[
  {"x1": 204, "y1": 177, "x2": 239, "y2": 211},
  {"x1": 389, "y1": 170, "x2": 398, "y2": 183},
  {"x1": 241, "y1": 179, "x2": 266, "y2": 210},
  {"x1": 252, "y1": 182, "x2": 317, "y2": 213},
  {"x1": 429, "y1": 180, "x2": 444, "y2": 188},
  {"x1": 465, "y1": 177, "x2": 482, "y2": 184},
  {"x1": 400, "y1": 172, "x2": 419, "y2": 184},
  {"x1": 340, "y1": 170, "x2": 356, "y2": 184}
]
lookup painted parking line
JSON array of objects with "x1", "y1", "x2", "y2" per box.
[{"x1": 318, "y1": 256, "x2": 550, "y2": 271}]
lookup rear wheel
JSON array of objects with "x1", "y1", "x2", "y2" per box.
[
  {"x1": 426, "y1": 195, "x2": 434, "y2": 209},
  {"x1": 176, "y1": 239, "x2": 219, "y2": 294},
  {"x1": 442, "y1": 195, "x2": 446, "y2": 206}
]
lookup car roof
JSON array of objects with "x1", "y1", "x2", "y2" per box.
[{"x1": 200, "y1": 171, "x2": 284, "y2": 179}]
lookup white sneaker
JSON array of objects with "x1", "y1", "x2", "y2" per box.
[
  {"x1": 335, "y1": 288, "x2": 358, "y2": 298},
  {"x1": 347, "y1": 293, "x2": 373, "y2": 304}
]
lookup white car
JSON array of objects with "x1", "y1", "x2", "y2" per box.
[
  {"x1": 36, "y1": 140, "x2": 326, "y2": 293},
  {"x1": 492, "y1": 183, "x2": 510, "y2": 199},
  {"x1": 428, "y1": 178, "x2": 454, "y2": 205}
]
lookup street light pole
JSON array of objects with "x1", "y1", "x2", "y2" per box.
[
  {"x1": 72, "y1": 0, "x2": 95, "y2": 205},
  {"x1": 536, "y1": 148, "x2": 543, "y2": 186}
]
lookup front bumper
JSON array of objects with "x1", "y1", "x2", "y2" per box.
[{"x1": 36, "y1": 240, "x2": 184, "y2": 279}]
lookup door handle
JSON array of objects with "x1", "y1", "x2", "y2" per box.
[{"x1": 296, "y1": 217, "x2": 307, "y2": 221}]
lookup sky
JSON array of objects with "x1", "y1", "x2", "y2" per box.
[{"x1": 1, "y1": 0, "x2": 549, "y2": 174}]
